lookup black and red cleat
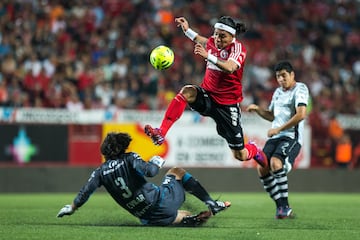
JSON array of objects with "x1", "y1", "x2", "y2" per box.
[
  {"x1": 144, "y1": 125, "x2": 165, "y2": 146},
  {"x1": 249, "y1": 141, "x2": 268, "y2": 168}
]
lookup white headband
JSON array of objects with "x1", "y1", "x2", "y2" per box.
[{"x1": 214, "y1": 22, "x2": 236, "y2": 35}]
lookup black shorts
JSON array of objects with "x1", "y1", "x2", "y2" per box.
[
  {"x1": 141, "y1": 175, "x2": 185, "y2": 226},
  {"x1": 262, "y1": 137, "x2": 301, "y2": 167},
  {"x1": 188, "y1": 86, "x2": 245, "y2": 150}
]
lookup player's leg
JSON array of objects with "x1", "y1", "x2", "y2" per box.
[
  {"x1": 211, "y1": 104, "x2": 267, "y2": 167},
  {"x1": 144, "y1": 85, "x2": 197, "y2": 145},
  {"x1": 167, "y1": 167, "x2": 231, "y2": 216},
  {"x1": 256, "y1": 138, "x2": 293, "y2": 218},
  {"x1": 144, "y1": 171, "x2": 186, "y2": 226},
  {"x1": 270, "y1": 138, "x2": 301, "y2": 219},
  {"x1": 258, "y1": 165, "x2": 283, "y2": 207},
  {"x1": 175, "y1": 210, "x2": 212, "y2": 227},
  {"x1": 232, "y1": 144, "x2": 268, "y2": 167},
  {"x1": 256, "y1": 139, "x2": 282, "y2": 206},
  {"x1": 150, "y1": 168, "x2": 210, "y2": 226}
]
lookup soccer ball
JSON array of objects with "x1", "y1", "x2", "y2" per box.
[{"x1": 149, "y1": 45, "x2": 174, "y2": 70}]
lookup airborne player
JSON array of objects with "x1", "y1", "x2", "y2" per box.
[{"x1": 145, "y1": 16, "x2": 267, "y2": 167}]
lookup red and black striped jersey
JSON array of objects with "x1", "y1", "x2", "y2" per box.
[{"x1": 201, "y1": 36, "x2": 247, "y2": 105}]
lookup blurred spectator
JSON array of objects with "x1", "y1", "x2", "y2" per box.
[
  {"x1": 66, "y1": 92, "x2": 83, "y2": 112},
  {"x1": 0, "y1": 76, "x2": 8, "y2": 105},
  {"x1": 328, "y1": 112, "x2": 344, "y2": 142},
  {"x1": 328, "y1": 112, "x2": 344, "y2": 164},
  {"x1": 352, "y1": 142, "x2": 360, "y2": 169},
  {"x1": 94, "y1": 81, "x2": 113, "y2": 107},
  {"x1": 0, "y1": 35, "x2": 12, "y2": 58},
  {"x1": 335, "y1": 134, "x2": 352, "y2": 169}
]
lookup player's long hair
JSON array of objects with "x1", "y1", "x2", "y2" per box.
[
  {"x1": 218, "y1": 16, "x2": 247, "y2": 35},
  {"x1": 101, "y1": 132, "x2": 132, "y2": 160}
]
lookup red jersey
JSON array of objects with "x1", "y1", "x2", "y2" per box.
[{"x1": 201, "y1": 36, "x2": 246, "y2": 105}]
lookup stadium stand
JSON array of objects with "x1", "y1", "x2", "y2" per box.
[{"x1": 0, "y1": 0, "x2": 359, "y2": 168}]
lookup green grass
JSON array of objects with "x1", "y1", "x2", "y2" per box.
[{"x1": 0, "y1": 193, "x2": 359, "y2": 240}]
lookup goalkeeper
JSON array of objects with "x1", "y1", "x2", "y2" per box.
[{"x1": 57, "y1": 132, "x2": 230, "y2": 226}]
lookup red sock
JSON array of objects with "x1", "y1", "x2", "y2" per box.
[
  {"x1": 160, "y1": 93, "x2": 187, "y2": 136},
  {"x1": 245, "y1": 143, "x2": 258, "y2": 160}
]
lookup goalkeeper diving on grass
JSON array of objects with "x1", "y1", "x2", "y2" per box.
[{"x1": 57, "y1": 132, "x2": 230, "y2": 226}]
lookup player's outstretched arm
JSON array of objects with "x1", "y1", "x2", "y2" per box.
[
  {"x1": 175, "y1": 17, "x2": 207, "y2": 45},
  {"x1": 246, "y1": 104, "x2": 274, "y2": 122}
]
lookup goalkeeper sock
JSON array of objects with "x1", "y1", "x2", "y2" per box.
[
  {"x1": 183, "y1": 172, "x2": 212, "y2": 203},
  {"x1": 160, "y1": 93, "x2": 187, "y2": 136}
]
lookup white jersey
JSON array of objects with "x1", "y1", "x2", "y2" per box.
[{"x1": 268, "y1": 82, "x2": 309, "y2": 145}]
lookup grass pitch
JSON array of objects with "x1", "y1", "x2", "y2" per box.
[{"x1": 0, "y1": 193, "x2": 359, "y2": 240}]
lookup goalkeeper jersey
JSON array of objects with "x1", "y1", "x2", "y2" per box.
[{"x1": 73, "y1": 152, "x2": 161, "y2": 219}]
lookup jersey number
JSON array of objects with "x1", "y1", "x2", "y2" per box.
[{"x1": 114, "y1": 177, "x2": 132, "y2": 198}]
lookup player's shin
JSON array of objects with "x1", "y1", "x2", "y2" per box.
[{"x1": 159, "y1": 93, "x2": 187, "y2": 136}]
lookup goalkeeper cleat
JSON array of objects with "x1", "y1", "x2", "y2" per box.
[
  {"x1": 144, "y1": 125, "x2": 165, "y2": 146},
  {"x1": 207, "y1": 200, "x2": 231, "y2": 215},
  {"x1": 180, "y1": 210, "x2": 212, "y2": 227},
  {"x1": 250, "y1": 141, "x2": 268, "y2": 168},
  {"x1": 276, "y1": 206, "x2": 294, "y2": 219}
]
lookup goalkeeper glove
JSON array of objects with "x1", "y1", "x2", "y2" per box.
[
  {"x1": 57, "y1": 204, "x2": 75, "y2": 218},
  {"x1": 149, "y1": 156, "x2": 165, "y2": 168}
]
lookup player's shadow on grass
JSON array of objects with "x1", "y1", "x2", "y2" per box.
[
  {"x1": 53, "y1": 221, "x2": 216, "y2": 228},
  {"x1": 53, "y1": 221, "x2": 142, "y2": 227}
]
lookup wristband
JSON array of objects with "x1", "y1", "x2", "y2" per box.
[
  {"x1": 184, "y1": 28, "x2": 198, "y2": 41},
  {"x1": 149, "y1": 156, "x2": 165, "y2": 168},
  {"x1": 207, "y1": 53, "x2": 218, "y2": 64}
]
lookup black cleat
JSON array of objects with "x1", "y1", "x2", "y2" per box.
[
  {"x1": 207, "y1": 200, "x2": 231, "y2": 215},
  {"x1": 180, "y1": 210, "x2": 212, "y2": 227}
]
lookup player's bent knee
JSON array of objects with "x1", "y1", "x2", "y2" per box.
[
  {"x1": 180, "y1": 85, "x2": 197, "y2": 102},
  {"x1": 167, "y1": 167, "x2": 186, "y2": 180}
]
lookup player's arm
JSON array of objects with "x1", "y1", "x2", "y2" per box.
[
  {"x1": 176, "y1": 17, "x2": 240, "y2": 72},
  {"x1": 268, "y1": 105, "x2": 307, "y2": 137},
  {"x1": 57, "y1": 168, "x2": 101, "y2": 218},
  {"x1": 175, "y1": 17, "x2": 207, "y2": 45},
  {"x1": 131, "y1": 153, "x2": 165, "y2": 177},
  {"x1": 193, "y1": 43, "x2": 239, "y2": 73},
  {"x1": 246, "y1": 104, "x2": 274, "y2": 122}
]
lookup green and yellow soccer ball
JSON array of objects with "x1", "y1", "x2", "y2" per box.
[{"x1": 149, "y1": 45, "x2": 174, "y2": 70}]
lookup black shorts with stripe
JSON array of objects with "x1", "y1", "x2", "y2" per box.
[
  {"x1": 188, "y1": 86, "x2": 245, "y2": 150},
  {"x1": 262, "y1": 136, "x2": 301, "y2": 166},
  {"x1": 140, "y1": 175, "x2": 185, "y2": 226}
]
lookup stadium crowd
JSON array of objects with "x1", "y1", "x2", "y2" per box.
[{"x1": 0, "y1": 0, "x2": 359, "y2": 167}]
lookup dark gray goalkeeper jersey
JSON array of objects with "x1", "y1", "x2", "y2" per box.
[{"x1": 73, "y1": 152, "x2": 161, "y2": 219}]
